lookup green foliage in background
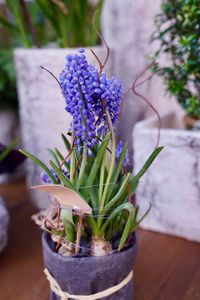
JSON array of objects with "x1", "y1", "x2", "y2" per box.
[
  {"x1": 0, "y1": 49, "x2": 17, "y2": 110},
  {"x1": 0, "y1": 0, "x2": 103, "y2": 110},
  {"x1": 0, "y1": 0, "x2": 103, "y2": 48},
  {"x1": 0, "y1": 138, "x2": 18, "y2": 162},
  {"x1": 35, "y1": 0, "x2": 103, "y2": 47},
  {"x1": 152, "y1": 0, "x2": 200, "y2": 119}
]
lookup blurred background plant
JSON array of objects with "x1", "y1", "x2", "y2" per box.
[
  {"x1": 151, "y1": 0, "x2": 200, "y2": 119},
  {"x1": 0, "y1": 138, "x2": 25, "y2": 174},
  {"x1": 0, "y1": 0, "x2": 103, "y2": 48},
  {"x1": 0, "y1": 0, "x2": 103, "y2": 120},
  {"x1": 0, "y1": 49, "x2": 17, "y2": 110}
]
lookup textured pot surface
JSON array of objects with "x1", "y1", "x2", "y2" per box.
[
  {"x1": 14, "y1": 47, "x2": 112, "y2": 209},
  {"x1": 133, "y1": 110, "x2": 200, "y2": 242},
  {"x1": 42, "y1": 232, "x2": 137, "y2": 300},
  {"x1": 0, "y1": 197, "x2": 9, "y2": 253}
]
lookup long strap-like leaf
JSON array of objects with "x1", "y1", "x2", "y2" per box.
[
  {"x1": 84, "y1": 134, "x2": 110, "y2": 198},
  {"x1": 19, "y1": 149, "x2": 57, "y2": 184},
  {"x1": 130, "y1": 146, "x2": 164, "y2": 194},
  {"x1": 103, "y1": 173, "x2": 131, "y2": 214}
]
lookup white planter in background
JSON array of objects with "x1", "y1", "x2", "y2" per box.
[
  {"x1": 133, "y1": 110, "x2": 200, "y2": 242},
  {"x1": 14, "y1": 47, "x2": 111, "y2": 209},
  {"x1": 0, "y1": 109, "x2": 18, "y2": 145}
]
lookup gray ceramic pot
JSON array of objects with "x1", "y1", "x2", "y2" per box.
[{"x1": 42, "y1": 232, "x2": 137, "y2": 300}]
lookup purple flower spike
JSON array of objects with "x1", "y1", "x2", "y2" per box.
[{"x1": 60, "y1": 49, "x2": 123, "y2": 147}]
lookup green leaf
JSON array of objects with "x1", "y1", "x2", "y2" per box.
[
  {"x1": 47, "y1": 148, "x2": 60, "y2": 167},
  {"x1": 135, "y1": 147, "x2": 164, "y2": 180},
  {"x1": 99, "y1": 202, "x2": 134, "y2": 234},
  {"x1": 130, "y1": 146, "x2": 164, "y2": 193},
  {"x1": 0, "y1": 15, "x2": 17, "y2": 32},
  {"x1": 19, "y1": 149, "x2": 57, "y2": 184},
  {"x1": 131, "y1": 203, "x2": 151, "y2": 232},
  {"x1": 103, "y1": 173, "x2": 131, "y2": 213},
  {"x1": 90, "y1": 185, "x2": 98, "y2": 210},
  {"x1": 61, "y1": 133, "x2": 71, "y2": 151},
  {"x1": 54, "y1": 148, "x2": 70, "y2": 171},
  {"x1": 50, "y1": 160, "x2": 74, "y2": 189},
  {"x1": 87, "y1": 216, "x2": 98, "y2": 236},
  {"x1": 61, "y1": 208, "x2": 76, "y2": 243},
  {"x1": 118, "y1": 209, "x2": 135, "y2": 251},
  {"x1": 84, "y1": 133, "x2": 110, "y2": 198},
  {"x1": 0, "y1": 138, "x2": 19, "y2": 162},
  {"x1": 106, "y1": 143, "x2": 128, "y2": 203},
  {"x1": 6, "y1": 0, "x2": 32, "y2": 47}
]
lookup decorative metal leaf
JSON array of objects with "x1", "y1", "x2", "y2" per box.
[{"x1": 31, "y1": 184, "x2": 92, "y2": 214}]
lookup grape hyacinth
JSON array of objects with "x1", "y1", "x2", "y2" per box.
[
  {"x1": 41, "y1": 169, "x2": 59, "y2": 183},
  {"x1": 41, "y1": 169, "x2": 69, "y2": 184},
  {"x1": 116, "y1": 141, "x2": 129, "y2": 167},
  {"x1": 60, "y1": 48, "x2": 123, "y2": 147}
]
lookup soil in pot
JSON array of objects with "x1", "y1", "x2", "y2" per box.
[{"x1": 42, "y1": 232, "x2": 137, "y2": 300}]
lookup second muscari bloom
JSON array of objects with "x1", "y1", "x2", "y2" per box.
[
  {"x1": 60, "y1": 49, "x2": 123, "y2": 147},
  {"x1": 41, "y1": 169, "x2": 69, "y2": 184},
  {"x1": 116, "y1": 141, "x2": 129, "y2": 167},
  {"x1": 60, "y1": 49, "x2": 98, "y2": 147},
  {"x1": 41, "y1": 169, "x2": 59, "y2": 184}
]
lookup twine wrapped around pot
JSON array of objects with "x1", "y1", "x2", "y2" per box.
[
  {"x1": 44, "y1": 268, "x2": 133, "y2": 300},
  {"x1": 42, "y1": 232, "x2": 137, "y2": 300}
]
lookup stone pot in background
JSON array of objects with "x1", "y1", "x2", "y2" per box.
[
  {"x1": 42, "y1": 232, "x2": 137, "y2": 300},
  {"x1": 14, "y1": 47, "x2": 111, "y2": 209},
  {"x1": 133, "y1": 110, "x2": 200, "y2": 242},
  {"x1": 0, "y1": 197, "x2": 9, "y2": 253}
]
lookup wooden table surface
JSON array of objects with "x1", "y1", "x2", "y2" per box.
[{"x1": 1, "y1": 179, "x2": 200, "y2": 300}]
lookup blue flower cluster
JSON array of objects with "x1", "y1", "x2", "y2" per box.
[
  {"x1": 116, "y1": 141, "x2": 129, "y2": 167},
  {"x1": 41, "y1": 169, "x2": 59, "y2": 184},
  {"x1": 41, "y1": 169, "x2": 68, "y2": 184},
  {"x1": 60, "y1": 49, "x2": 123, "y2": 147}
]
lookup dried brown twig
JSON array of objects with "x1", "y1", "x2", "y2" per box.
[
  {"x1": 90, "y1": 9, "x2": 110, "y2": 75},
  {"x1": 40, "y1": 66, "x2": 62, "y2": 88},
  {"x1": 123, "y1": 64, "x2": 161, "y2": 148}
]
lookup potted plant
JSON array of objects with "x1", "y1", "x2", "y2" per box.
[
  {"x1": 152, "y1": 0, "x2": 200, "y2": 128},
  {"x1": 20, "y1": 48, "x2": 163, "y2": 299},
  {"x1": 134, "y1": 0, "x2": 200, "y2": 242},
  {"x1": 0, "y1": 0, "x2": 106, "y2": 208}
]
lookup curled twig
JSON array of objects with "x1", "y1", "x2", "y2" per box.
[
  {"x1": 123, "y1": 64, "x2": 161, "y2": 148},
  {"x1": 132, "y1": 64, "x2": 161, "y2": 148},
  {"x1": 90, "y1": 48, "x2": 103, "y2": 73},
  {"x1": 40, "y1": 66, "x2": 62, "y2": 89},
  {"x1": 90, "y1": 9, "x2": 110, "y2": 75},
  {"x1": 73, "y1": 154, "x2": 83, "y2": 178},
  {"x1": 60, "y1": 137, "x2": 75, "y2": 169}
]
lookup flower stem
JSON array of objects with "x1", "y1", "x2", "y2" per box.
[
  {"x1": 77, "y1": 144, "x2": 87, "y2": 189},
  {"x1": 98, "y1": 111, "x2": 116, "y2": 228},
  {"x1": 70, "y1": 127, "x2": 75, "y2": 184},
  {"x1": 75, "y1": 215, "x2": 83, "y2": 254},
  {"x1": 98, "y1": 155, "x2": 105, "y2": 203}
]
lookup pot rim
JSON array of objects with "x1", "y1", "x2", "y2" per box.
[
  {"x1": 42, "y1": 231, "x2": 137, "y2": 263},
  {"x1": 13, "y1": 45, "x2": 104, "y2": 53}
]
